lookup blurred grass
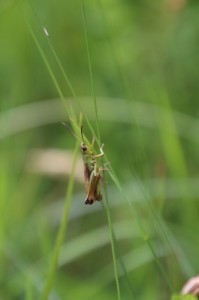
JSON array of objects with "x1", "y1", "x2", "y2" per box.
[{"x1": 0, "y1": 0, "x2": 199, "y2": 299}]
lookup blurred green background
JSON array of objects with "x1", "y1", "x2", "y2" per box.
[{"x1": 0, "y1": 0, "x2": 199, "y2": 299}]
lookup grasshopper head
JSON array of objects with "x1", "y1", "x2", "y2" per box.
[{"x1": 80, "y1": 125, "x2": 93, "y2": 154}]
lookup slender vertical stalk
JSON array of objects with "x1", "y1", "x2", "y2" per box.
[
  {"x1": 81, "y1": 0, "x2": 100, "y2": 141},
  {"x1": 40, "y1": 138, "x2": 80, "y2": 300},
  {"x1": 81, "y1": 1, "x2": 121, "y2": 299}
]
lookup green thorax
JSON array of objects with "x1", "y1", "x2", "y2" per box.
[{"x1": 82, "y1": 151, "x2": 95, "y2": 171}]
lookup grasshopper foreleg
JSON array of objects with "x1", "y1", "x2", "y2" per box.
[{"x1": 93, "y1": 144, "x2": 104, "y2": 159}]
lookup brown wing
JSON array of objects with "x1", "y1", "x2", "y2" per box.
[
  {"x1": 85, "y1": 172, "x2": 102, "y2": 205},
  {"x1": 84, "y1": 165, "x2": 92, "y2": 194}
]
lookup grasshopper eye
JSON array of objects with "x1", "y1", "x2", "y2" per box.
[{"x1": 81, "y1": 143, "x2": 87, "y2": 152}]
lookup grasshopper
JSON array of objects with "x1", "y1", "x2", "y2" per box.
[{"x1": 80, "y1": 126, "x2": 107, "y2": 205}]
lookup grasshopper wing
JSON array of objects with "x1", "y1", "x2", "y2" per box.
[
  {"x1": 85, "y1": 171, "x2": 102, "y2": 205},
  {"x1": 84, "y1": 165, "x2": 92, "y2": 195}
]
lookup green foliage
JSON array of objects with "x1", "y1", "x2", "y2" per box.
[{"x1": 0, "y1": 0, "x2": 199, "y2": 299}]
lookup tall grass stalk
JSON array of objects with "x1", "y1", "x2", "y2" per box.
[
  {"x1": 103, "y1": 184, "x2": 121, "y2": 300},
  {"x1": 81, "y1": 0, "x2": 100, "y2": 140},
  {"x1": 40, "y1": 138, "x2": 80, "y2": 300},
  {"x1": 81, "y1": 1, "x2": 122, "y2": 298}
]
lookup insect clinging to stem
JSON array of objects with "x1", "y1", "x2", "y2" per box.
[
  {"x1": 62, "y1": 122, "x2": 109, "y2": 205},
  {"x1": 80, "y1": 125, "x2": 108, "y2": 205}
]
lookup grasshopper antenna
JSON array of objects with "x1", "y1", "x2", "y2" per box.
[
  {"x1": 62, "y1": 122, "x2": 80, "y2": 141},
  {"x1": 80, "y1": 124, "x2": 85, "y2": 143},
  {"x1": 62, "y1": 122, "x2": 73, "y2": 134}
]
